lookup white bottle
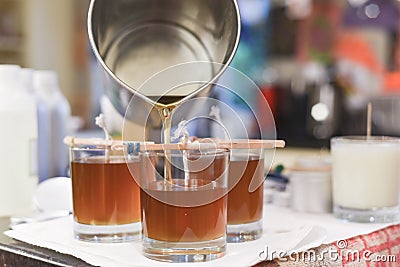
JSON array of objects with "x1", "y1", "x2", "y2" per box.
[
  {"x1": 34, "y1": 71, "x2": 71, "y2": 180},
  {"x1": 20, "y1": 68, "x2": 34, "y2": 94},
  {"x1": 0, "y1": 65, "x2": 38, "y2": 216},
  {"x1": 28, "y1": 71, "x2": 54, "y2": 182},
  {"x1": 20, "y1": 68, "x2": 39, "y2": 177}
]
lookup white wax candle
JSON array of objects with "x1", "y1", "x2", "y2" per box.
[{"x1": 332, "y1": 137, "x2": 400, "y2": 210}]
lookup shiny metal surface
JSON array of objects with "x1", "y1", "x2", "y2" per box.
[{"x1": 88, "y1": 0, "x2": 241, "y2": 127}]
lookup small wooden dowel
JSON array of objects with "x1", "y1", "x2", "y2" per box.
[
  {"x1": 64, "y1": 136, "x2": 285, "y2": 150},
  {"x1": 64, "y1": 136, "x2": 120, "y2": 147}
]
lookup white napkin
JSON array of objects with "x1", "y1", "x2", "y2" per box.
[
  {"x1": 263, "y1": 205, "x2": 396, "y2": 244},
  {"x1": 4, "y1": 208, "x2": 326, "y2": 267}
]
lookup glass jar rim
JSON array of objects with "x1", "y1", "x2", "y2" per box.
[
  {"x1": 140, "y1": 148, "x2": 230, "y2": 157},
  {"x1": 331, "y1": 136, "x2": 400, "y2": 145}
]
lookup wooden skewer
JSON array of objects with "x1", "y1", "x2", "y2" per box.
[
  {"x1": 214, "y1": 139, "x2": 285, "y2": 149},
  {"x1": 64, "y1": 136, "x2": 286, "y2": 150},
  {"x1": 127, "y1": 140, "x2": 285, "y2": 150},
  {"x1": 63, "y1": 136, "x2": 120, "y2": 147},
  {"x1": 367, "y1": 102, "x2": 372, "y2": 139},
  {"x1": 192, "y1": 138, "x2": 285, "y2": 148}
]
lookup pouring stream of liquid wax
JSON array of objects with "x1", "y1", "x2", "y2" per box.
[
  {"x1": 159, "y1": 105, "x2": 193, "y2": 187},
  {"x1": 158, "y1": 105, "x2": 227, "y2": 188},
  {"x1": 159, "y1": 106, "x2": 174, "y2": 184}
]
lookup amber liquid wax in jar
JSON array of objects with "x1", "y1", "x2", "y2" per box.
[
  {"x1": 141, "y1": 181, "x2": 227, "y2": 242},
  {"x1": 227, "y1": 157, "x2": 264, "y2": 224},
  {"x1": 141, "y1": 153, "x2": 228, "y2": 243},
  {"x1": 71, "y1": 157, "x2": 140, "y2": 225}
]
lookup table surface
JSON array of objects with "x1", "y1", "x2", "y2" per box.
[{"x1": 0, "y1": 217, "x2": 92, "y2": 267}]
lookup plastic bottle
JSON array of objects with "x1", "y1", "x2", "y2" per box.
[
  {"x1": 0, "y1": 65, "x2": 38, "y2": 216},
  {"x1": 34, "y1": 71, "x2": 71, "y2": 181},
  {"x1": 20, "y1": 68, "x2": 35, "y2": 94},
  {"x1": 20, "y1": 69, "x2": 49, "y2": 183},
  {"x1": 20, "y1": 68, "x2": 39, "y2": 177}
]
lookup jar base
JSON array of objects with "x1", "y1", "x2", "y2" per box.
[
  {"x1": 142, "y1": 236, "x2": 226, "y2": 262},
  {"x1": 227, "y1": 220, "x2": 262, "y2": 243},
  {"x1": 74, "y1": 221, "x2": 141, "y2": 242},
  {"x1": 334, "y1": 204, "x2": 400, "y2": 223}
]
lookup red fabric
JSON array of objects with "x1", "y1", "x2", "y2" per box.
[
  {"x1": 334, "y1": 224, "x2": 400, "y2": 266},
  {"x1": 255, "y1": 224, "x2": 400, "y2": 266}
]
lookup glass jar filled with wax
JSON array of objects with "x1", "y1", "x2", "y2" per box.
[
  {"x1": 138, "y1": 146, "x2": 229, "y2": 262},
  {"x1": 190, "y1": 138, "x2": 284, "y2": 242},
  {"x1": 227, "y1": 147, "x2": 265, "y2": 242},
  {"x1": 69, "y1": 141, "x2": 141, "y2": 242},
  {"x1": 331, "y1": 136, "x2": 400, "y2": 223}
]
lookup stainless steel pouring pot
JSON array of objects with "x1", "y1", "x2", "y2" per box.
[{"x1": 88, "y1": 0, "x2": 241, "y2": 128}]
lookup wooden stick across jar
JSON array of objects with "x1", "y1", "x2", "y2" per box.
[{"x1": 64, "y1": 136, "x2": 285, "y2": 151}]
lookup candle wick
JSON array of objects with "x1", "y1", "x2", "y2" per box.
[{"x1": 367, "y1": 102, "x2": 372, "y2": 139}]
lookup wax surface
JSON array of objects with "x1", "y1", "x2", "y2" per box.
[{"x1": 332, "y1": 142, "x2": 400, "y2": 209}]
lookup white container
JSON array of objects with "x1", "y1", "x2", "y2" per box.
[
  {"x1": 331, "y1": 136, "x2": 400, "y2": 223},
  {"x1": 0, "y1": 65, "x2": 38, "y2": 216},
  {"x1": 34, "y1": 86, "x2": 51, "y2": 182},
  {"x1": 20, "y1": 68, "x2": 38, "y2": 177},
  {"x1": 20, "y1": 68, "x2": 35, "y2": 94},
  {"x1": 34, "y1": 71, "x2": 71, "y2": 180},
  {"x1": 22, "y1": 69, "x2": 52, "y2": 182},
  {"x1": 290, "y1": 157, "x2": 332, "y2": 213}
]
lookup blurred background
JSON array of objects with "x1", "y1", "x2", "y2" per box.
[{"x1": 1, "y1": 0, "x2": 400, "y2": 148}]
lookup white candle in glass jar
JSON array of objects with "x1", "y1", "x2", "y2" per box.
[{"x1": 331, "y1": 136, "x2": 400, "y2": 210}]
